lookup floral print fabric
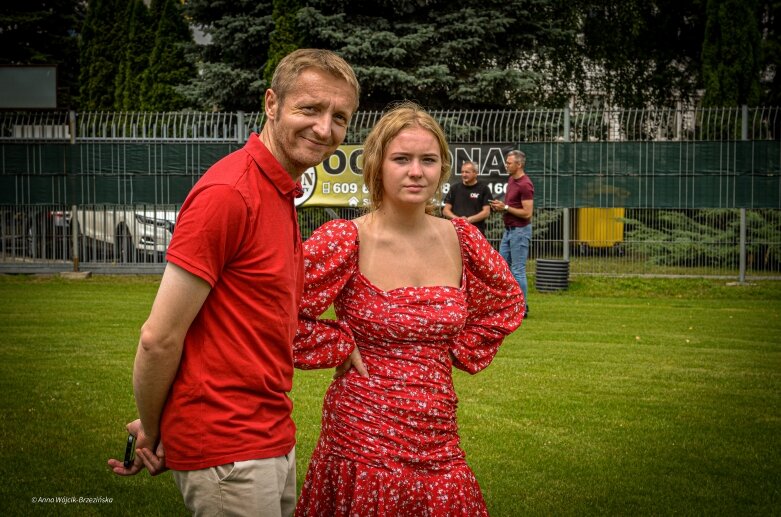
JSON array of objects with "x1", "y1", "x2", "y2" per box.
[{"x1": 294, "y1": 218, "x2": 524, "y2": 516}]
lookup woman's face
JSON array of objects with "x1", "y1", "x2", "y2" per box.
[{"x1": 381, "y1": 126, "x2": 442, "y2": 208}]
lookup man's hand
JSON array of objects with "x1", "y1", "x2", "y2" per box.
[
  {"x1": 107, "y1": 419, "x2": 168, "y2": 476},
  {"x1": 489, "y1": 199, "x2": 506, "y2": 212}
]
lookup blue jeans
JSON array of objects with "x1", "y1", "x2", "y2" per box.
[{"x1": 499, "y1": 225, "x2": 532, "y2": 306}]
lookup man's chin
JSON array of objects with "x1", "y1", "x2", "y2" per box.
[{"x1": 302, "y1": 148, "x2": 335, "y2": 168}]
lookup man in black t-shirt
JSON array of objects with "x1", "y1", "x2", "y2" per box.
[{"x1": 442, "y1": 161, "x2": 493, "y2": 234}]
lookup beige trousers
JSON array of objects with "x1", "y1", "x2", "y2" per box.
[{"x1": 172, "y1": 447, "x2": 296, "y2": 517}]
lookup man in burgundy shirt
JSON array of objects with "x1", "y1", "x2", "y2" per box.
[
  {"x1": 490, "y1": 150, "x2": 534, "y2": 318},
  {"x1": 108, "y1": 49, "x2": 362, "y2": 516}
]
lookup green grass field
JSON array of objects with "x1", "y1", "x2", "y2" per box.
[{"x1": 0, "y1": 274, "x2": 779, "y2": 516}]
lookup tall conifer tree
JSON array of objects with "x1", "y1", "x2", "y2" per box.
[
  {"x1": 263, "y1": 0, "x2": 304, "y2": 85},
  {"x1": 139, "y1": 0, "x2": 194, "y2": 111},
  {"x1": 182, "y1": 0, "x2": 273, "y2": 111},
  {"x1": 114, "y1": 0, "x2": 152, "y2": 110},
  {"x1": 79, "y1": 0, "x2": 124, "y2": 110},
  {"x1": 702, "y1": 0, "x2": 762, "y2": 106}
]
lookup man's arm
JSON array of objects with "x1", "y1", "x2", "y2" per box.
[
  {"x1": 442, "y1": 202, "x2": 459, "y2": 220},
  {"x1": 133, "y1": 262, "x2": 211, "y2": 447},
  {"x1": 489, "y1": 198, "x2": 534, "y2": 220},
  {"x1": 468, "y1": 204, "x2": 492, "y2": 224},
  {"x1": 508, "y1": 198, "x2": 534, "y2": 220}
]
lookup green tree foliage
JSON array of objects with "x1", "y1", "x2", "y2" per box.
[
  {"x1": 181, "y1": 0, "x2": 274, "y2": 111},
  {"x1": 575, "y1": 0, "x2": 707, "y2": 108},
  {"x1": 79, "y1": 0, "x2": 126, "y2": 110},
  {"x1": 7, "y1": 0, "x2": 778, "y2": 113},
  {"x1": 623, "y1": 210, "x2": 736, "y2": 267},
  {"x1": 175, "y1": 0, "x2": 777, "y2": 112},
  {"x1": 139, "y1": 0, "x2": 194, "y2": 111},
  {"x1": 264, "y1": 0, "x2": 304, "y2": 85},
  {"x1": 295, "y1": 0, "x2": 577, "y2": 110},
  {"x1": 0, "y1": 0, "x2": 84, "y2": 108},
  {"x1": 114, "y1": 0, "x2": 153, "y2": 110},
  {"x1": 758, "y1": 0, "x2": 780, "y2": 105},
  {"x1": 623, "y1": 209, "x2": 781, "y2": 270},
  {"x1": 701, "y1": 0, "x2": 762, "y2": 106}
]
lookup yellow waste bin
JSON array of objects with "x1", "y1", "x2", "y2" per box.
[{"x1": 576, "y1": 208, "x2": 625, "y2": 248}]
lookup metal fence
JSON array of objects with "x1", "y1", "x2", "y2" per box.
[
  {"x1": 1, "y1": 106, "x2": 779, "y2": 277},
  {"x1": 2, "y1": 106, "x2": 778, "y2": 144},
  {"x1": 2, "y1": 203, "x2": 779, "y2": 280}
]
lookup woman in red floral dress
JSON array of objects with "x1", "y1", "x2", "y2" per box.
[{"x1": 294, "y1": 102, "x2": 524, "y2": 516}]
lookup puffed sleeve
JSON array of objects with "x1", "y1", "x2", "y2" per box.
[
  {"x1": 450, "y1": 219, "x2": 524, "y2": 373},
  {"x1": 294, "y1": 219, "x2": 359, "y2": 370}
]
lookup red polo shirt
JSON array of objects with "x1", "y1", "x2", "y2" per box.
[{"x1": 163, "y1": 133, "x2": 304, "y2": 470}]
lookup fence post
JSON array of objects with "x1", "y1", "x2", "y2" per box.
[
  {"x1": 562, "y1": 103, "x2": 571, "y2": 261},
  {"x1": 69, "y1": 110, "x2": 76, "y2": 145},
  {"x1": 738, "y1": 105, "x2": 749, "y2": 281},
  {"x1": 71, "y1": 204, "x2": 79, "y2": 272},
  {"x1": 741, "y1": 105, "x2": 748, "y2": 141},
  {"x1": 237, "y1": 111, "x2": 245, "y2": 144},
  {"x1": 675, "y1": 101, "x2": 682, "y2": 141},
  {"x1": 739, "y1": 208, "x2": 747, "y2": 283},
  {"x1": 563, "y1": 208, "x2": 570, "y2": 261}
]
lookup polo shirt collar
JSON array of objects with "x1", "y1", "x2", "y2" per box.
[{"x1": 244, "y1": 133, "x2": 303, "y2": 199}]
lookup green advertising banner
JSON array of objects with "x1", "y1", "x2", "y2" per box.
[{"x1": 1, "y1": 140, "x2": 778, "y2": 209}]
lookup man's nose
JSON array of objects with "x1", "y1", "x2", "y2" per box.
[{"x1": 312, "y1": 114, "x2": 332, "y2": 140}]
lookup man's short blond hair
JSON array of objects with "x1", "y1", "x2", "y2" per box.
[{"x1": 270, "y1": 49, "x2": 360, "y2": 112}]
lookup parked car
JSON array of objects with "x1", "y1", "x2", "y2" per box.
[
  {"x1": 0, "y1": 207, "x2": 70, "y2": 260},
  {"x1": 29, "y1": 209, "x2": 72, "y2": 259},
  {"x1": 74, "y1": 205, "x2": 178, "y2": 263}
]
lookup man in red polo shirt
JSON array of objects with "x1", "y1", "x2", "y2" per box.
[{"x1": 108, "y1": 49, "x2": 361, "y2": 516}]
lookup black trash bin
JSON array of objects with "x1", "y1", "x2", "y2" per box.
[{"x1": 535, "y1": 259, "x2": 569, "y2": 291}]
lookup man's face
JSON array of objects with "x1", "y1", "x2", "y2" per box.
[
  {"x1": 264, "y1": 68, "x2": 357, "y2": 177},
  {"x1": 505, "y1": 155, "x2": 520, "y2": 175},
  {"x1": 461, "y1": 163, "x2": 478, "y2": 186}
]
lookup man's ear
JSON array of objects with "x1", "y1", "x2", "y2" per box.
[{"x1": 264, "y1": 89, "x2": 277, "y2": 120}]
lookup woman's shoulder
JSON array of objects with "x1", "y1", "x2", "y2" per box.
[
  {"x1": 316, "y1": 218, "x2": 358, "y2": 235},
  {"x1": 306, "y1": 218, "x2": 359, "y2": 251},
  {"x1": 448, "y1": 216, "x2": 483, "y2": 243}
]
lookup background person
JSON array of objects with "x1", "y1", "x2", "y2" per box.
[
  {"x1": 490, "y1": 150, "x2": 534, "y2": 318},
  {"x1": 106, "y1": 49, "x2": 360, "y2": 517},
  {"x1": 442, "y1": 160, "x2": 493, "y2": 234},
  {"x1": 293, "y1": 102, "x2": 524, "y2": 516}
]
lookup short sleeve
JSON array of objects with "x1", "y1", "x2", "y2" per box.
[
  {"x1": 294, "y1": 219, "x2": 359, "y2": 370},
  {"x1": 166, "y1": 185, "x2": 247, "y2": 287},
  {"x1": 443, "y1": 188, "x2": 454, "y2": 205},
  {"x1": 480, "y1": 184, "x2": 494, "y2": 204},
  {"x1": 449, "y1": 219, "x2": 524, "y2": 373}
]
